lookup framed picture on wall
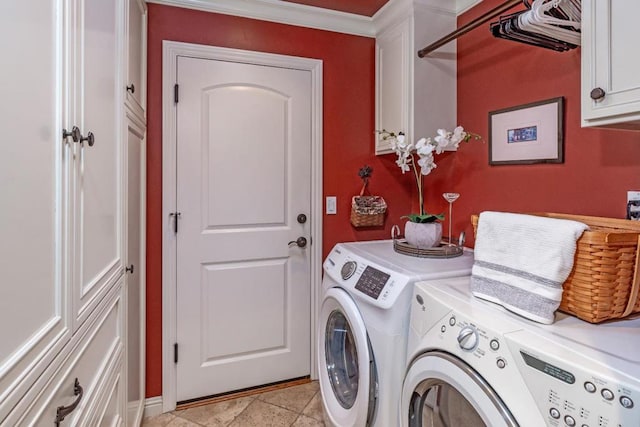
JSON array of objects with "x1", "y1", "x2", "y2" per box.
[{"x1": 488, "y1": 97, "x2": 564, "y2": 165}]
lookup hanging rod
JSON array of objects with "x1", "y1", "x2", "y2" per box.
[{"x1": 417, "y1": 0, "x2": 523, "y2": 58}]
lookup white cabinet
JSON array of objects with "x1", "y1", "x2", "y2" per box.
[
  {"x1": 0, "y1": 1, "x2": 71, "y2": 417},
  {"x1": 581, "y1": 0, "x2": 640, "y2": 129},
  {"x1": 123, "y1": 0, "x2": 147, "y2": 423},
  {"x1": 0, "y1": 0, "x2": 145, "y2": 423},
  {"x1": 124, "y1": 111, "x2": 146, "y2": 427},
  {"x1": 375, "y1": 4, "x2": 457, "y2": 154},
  {"x1": 125, "y1": 0, "x2": 148, "y2": 119},
  {"x1": 69, "y1": 0, "x2": 125, "y2": 331}
]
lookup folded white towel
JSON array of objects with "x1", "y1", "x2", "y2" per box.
[{"x1": 470, "y1": 212, "x2": 588, "y2": 324}]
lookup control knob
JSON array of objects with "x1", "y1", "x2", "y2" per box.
[
  {"x1": 341, "y1": 261, "x2": 357, "y2": 280},
  {"x1": 457, "y1": 326, "x2": 479, "y2": 351}
]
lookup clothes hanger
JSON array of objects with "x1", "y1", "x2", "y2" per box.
[{"x1": 518, "y1": 0, "x2": 580, "y2": 45}]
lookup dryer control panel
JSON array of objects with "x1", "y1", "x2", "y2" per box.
[
  {"x1": 323, "y1": 245, "x2": 412, "y2": 310},
  {"x1": 506, "y1": 331, "x2": 640, "y2": 427}
]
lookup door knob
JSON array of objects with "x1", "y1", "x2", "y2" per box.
[
  {"x1": 288, "y1": 237, "x2": 307, "y2": 248},
  {"x1": 126, "y1": 84, "x2": 135, "y2": 94},
  {"x1": 125, "y1": 264, "x2": 134, "y2": 274},
  {"x1": 297, "y1": 214, "x2": 307, "y2": 224}
]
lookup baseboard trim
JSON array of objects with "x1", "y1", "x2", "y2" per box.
[{"x1": 143, "y1": 396, "x2": 164, "y2": 418}]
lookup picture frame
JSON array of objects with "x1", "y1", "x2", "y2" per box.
[{"x1": 488, "y1": 97, "x2": 564, "y2": 165}]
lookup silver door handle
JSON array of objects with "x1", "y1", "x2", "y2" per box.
[{"x1": 288, "y1": 237, "x2": 307, "y2": 248}]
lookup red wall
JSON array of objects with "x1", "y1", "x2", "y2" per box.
[
  {"x1": 421, "y1": 0, "x2": 640, "y2": 247},
  {"x1": 146, "y1": 4, "x2": 412, "y2": 397}
]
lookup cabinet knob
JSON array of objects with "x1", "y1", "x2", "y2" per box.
[
  {"x1": 79, "y1": 131, "x2": 95, "y2": 147},
  {"x1": 62, "y1": 126, "x2": 81, "y2": 143},
  {"x1": 126, "y1": 84, "x2": 135, "y2": 94},
  {"x1": 590, "y1": 87, "x2": 606, "y2": 101}
]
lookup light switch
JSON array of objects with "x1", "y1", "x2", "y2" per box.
[{"x1": 326, "y1": 196, "x2": 337, "y2": 214}]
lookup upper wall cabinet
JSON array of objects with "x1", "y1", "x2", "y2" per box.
[
  {"x1": 374, "y1": 3, "x2": 457, "y2": 154},
  {"x1": 126, "y1": 0, "x2": 148, "y2": 119},
  {"x1": 581, "y1": 0, "x2": 640, "y2": 129}
]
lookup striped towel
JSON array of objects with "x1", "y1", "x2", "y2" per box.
[{"x1": 470, "y1": 212, "x2": 588, "y2": 324}]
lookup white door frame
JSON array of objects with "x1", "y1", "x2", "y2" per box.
[{"x1": 161, "y1": 40, "x2": 323, "y2": 412}]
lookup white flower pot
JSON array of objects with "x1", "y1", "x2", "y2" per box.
[{"x1": 404, "y1": 221, "x2": 442, "y2": 249}]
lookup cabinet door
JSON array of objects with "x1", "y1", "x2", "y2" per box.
[
  {"x1": 582, "y1": 0, "x2": 640, "y2": 128},
  {"x1": 70, "y1": 0, "x2": 124, "y2": 329},
  {"x1": 125, "y1": 114, "x2": 146, "y2": 426},
  {"x1": 375, "y1": 18, "x2": 411, "y2": 154},
  {"x1": 125, "y1": 0, "x2": 147, "y2": 118},
  {"x1": 0, "y1": 1, "x2": 71, "y2": 419}
]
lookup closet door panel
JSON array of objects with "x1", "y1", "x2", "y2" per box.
[
  {"x1": 0, "y1": 0, "x2": 70, "y2": 418},
  {"x1": 72, "y1": 0, "x2": 124, "y2": 328}
]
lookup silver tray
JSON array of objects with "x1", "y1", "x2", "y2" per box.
[
  {"x1": 391, "y1": 225, "x2": 465, "y2": 258},
  {"x1": 393, "y1": 239, "x2": 464, "y2": 258}
]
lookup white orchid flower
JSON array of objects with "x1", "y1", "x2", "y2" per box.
[
  {"x1": 433, "y1": 129, "x2": 452, "y2": 154},
  {"x1": 379, "y1": 125, "x2": 478, "y2": 218},
  {"x1": 417, "y1": 152, "x2": 436, "y2": 176},
  {"x1": 415, "y1": 137, "x2": 435, "y2": 156}
]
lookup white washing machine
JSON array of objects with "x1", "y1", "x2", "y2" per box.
[
  {"x1": 317, "y1": 240, "x2": 474, "y2": 427},
  {"x1": 402, "y1": 276, "x2": 640, "y2": 427}
]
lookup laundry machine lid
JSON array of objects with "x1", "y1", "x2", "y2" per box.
[{"x1": 318, "y1": 287, "x2": 377, "y2": 426}]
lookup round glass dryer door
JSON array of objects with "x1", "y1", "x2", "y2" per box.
[
  {"x1": 318, "y1": 287, "x2": 377, "y2": 427},
  {"x1": 402, "y1": 351, "x2": 518, "y2": 427}
]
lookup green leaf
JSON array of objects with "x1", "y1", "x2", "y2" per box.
[{"x1": 401, "y1": 213, "x2": 445, "y2": 223}]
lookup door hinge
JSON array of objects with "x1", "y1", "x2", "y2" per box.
[
  {"x1": 174, "y1": 84, "x2": 179, "y2": 104},
  {"x1": 174, "y1": 343, "x2": 178, "y2": 364},
  {"x1": 170, "y1": 212, "x2": 181, "y2": 233}
]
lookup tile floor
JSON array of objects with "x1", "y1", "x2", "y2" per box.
[{"x1": 142, "y1": 381, "x2": 326, "y2": 427}]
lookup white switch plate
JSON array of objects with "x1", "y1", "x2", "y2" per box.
[{"x1": 326, "y1": 196, "x2": 337, "y2": 214}]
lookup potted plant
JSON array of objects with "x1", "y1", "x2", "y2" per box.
[{"x1": 379, "y1": 127, "x2": 480, "y2": 248}]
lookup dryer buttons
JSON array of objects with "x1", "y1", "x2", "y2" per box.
[
  {"x1": 489, "y1": 339, "x2": 500, "y2": 351},
  {"x1": 549, "y1": 408, "x2": 561, "y2": 419},
  {"x1": 583, "y1": 382, "x2": 596, "y2": 393},
  {"x1": 620, "y1": 395, "x2": 634, "y2": 409},
  {"x1": 496, "y1": 358, "x2": 506, "y2": 369},
  {"x1": 564, "y1": 415, "x2": 576, "y2": 426},
  {"x1": 601, "y1": 388, "x2": 615, "y2": 401},
  {"x1": 448, "y1": 316, "x2": 456, "y2": 326}
]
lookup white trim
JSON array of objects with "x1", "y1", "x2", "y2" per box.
[
  {"x1": 147, "y1": 0, "x2": 479, "y2": 38},
  {"x1": 143, "y1": 396, "x2": 164, "y2": 418},
  {"x1": 147, "y1": 0, "x2": 375, "y2": 37},
  {"x1": 162, "y1": 40, "x2": 323, "y2": 412}
]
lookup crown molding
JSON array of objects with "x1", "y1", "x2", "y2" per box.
[
  {"x1": 146, "y1": 0, "x2": 376, "y2": 37},
  {"x1": 146, "y1": 0, "x2": 482, "y2": 38},
  {"x1": 372, "y1": 0, "x2": 481, "y2": 34}
]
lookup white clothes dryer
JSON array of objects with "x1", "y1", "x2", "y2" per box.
[
  {"x1": 401, "y1": 276, "x2": 640, "y2": 427},
  {"x1": 318, "y1": 240, "x2": 474, "y2": 427}
]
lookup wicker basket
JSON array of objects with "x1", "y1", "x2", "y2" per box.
[
  {"x1": 471, "y1": 213, "x2": 640, "y2": 323},
  {"x1": 350, "y1": 195, "x2": 387, "y2": 227}
]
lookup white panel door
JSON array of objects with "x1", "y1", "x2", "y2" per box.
[
  {"x1": 125, "y1": 116, "x2": 145, "y2": 425},
  {"x1": 175, "y1": 56, "x2": 312, "y2": 401},
  {"x1": 0, "y1": 1, "x2": 70, "y2": 417},
  {"x1": 70, "y1": 0, "x2": 123, "y2": 329}
]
